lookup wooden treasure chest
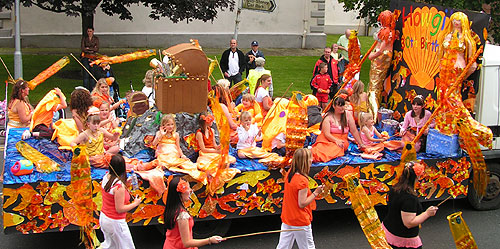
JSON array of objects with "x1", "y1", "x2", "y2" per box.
[{"x1": 155, "y1": 42, "x2": 208, "y2": 114}]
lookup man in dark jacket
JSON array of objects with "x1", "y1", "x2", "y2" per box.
[
  {"x1": 220, "y1": 39, "x2": 246, "y2": 86},
  {"x1": 245, "y1": 40, "x2": 265, "y2": 77},
  {"x1": 311, "y1": 47, "x2": 339, "y2": 98}
]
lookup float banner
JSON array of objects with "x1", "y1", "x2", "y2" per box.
[{"x1": 385, "y1": 0, "x2": 489, "y2": 120}]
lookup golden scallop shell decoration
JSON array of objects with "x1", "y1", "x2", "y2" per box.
[{"x1": 402, "y1": 6, "x2": 447, "y2": 90}]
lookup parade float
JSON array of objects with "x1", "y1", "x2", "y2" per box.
[{"x1": 3, "y1": 1, "x2": 500, "y2": 248}]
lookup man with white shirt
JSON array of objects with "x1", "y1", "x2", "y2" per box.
[{"x1": 220, "y1": 39, "x2": 246, "y2": 86}]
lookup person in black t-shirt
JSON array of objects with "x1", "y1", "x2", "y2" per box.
[{"x1": 382, "y1": 161, "x2": 438, "y2": 249}]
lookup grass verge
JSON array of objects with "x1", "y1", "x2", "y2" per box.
[{"x1": 0, "y1": 34, "x2": 374, "y2": 103}]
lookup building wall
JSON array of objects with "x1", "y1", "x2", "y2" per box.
[
  {"x1": 324, "y1": 0, "x2": 373, "y2": 36},
  {"x1": 0, "y1": 1, "x2": 327, "y2": 48}
]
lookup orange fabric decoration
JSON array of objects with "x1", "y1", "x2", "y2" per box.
[{"x1": 177, "y1": 179, "x2": 190, "y2": 193}]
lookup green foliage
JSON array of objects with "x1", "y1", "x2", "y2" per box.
[
  {"x1": 337, "y1": 0, "x2": 499, "y2": 43},
  {"x1": 0, "y1": 0, "x2": 234, "y2": 34}
]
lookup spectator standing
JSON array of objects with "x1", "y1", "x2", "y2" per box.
[
  {"x1": 245, "y1": 40, "x2": 265, "y2": 77},
  {"x1": 247, "y1": 57, "x2": 271, "y2": 96},
  {"x1": 337, "y1": 28, "x2": 351, "y2": 77},
  {"x1": 311, "y1": 47, "x2": 339, "y2": 99},
  {"x1": 81, "y1": 27, "x2": 99, "y2": 92},
  {"x1": 220, "y1": 39, "x2": 246, "y2": 87}
]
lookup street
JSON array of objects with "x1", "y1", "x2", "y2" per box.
[
  {"x1": 1, "y1": 135, "x2": 500, "y2": 248},
  {"x1": 0, "y1": 198, "x2": 499, "y2": 248}
]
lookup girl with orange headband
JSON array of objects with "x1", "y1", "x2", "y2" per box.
[
  {"x1": 163, "y1": 177, "x2": 224, "y2": 248},
  {"x1": 195, "y1": 112, "x2": 239, "y2": 179}
]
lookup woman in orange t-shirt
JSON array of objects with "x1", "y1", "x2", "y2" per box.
[{"x1": 277, "y1": 148, "x2": 324, "y2": 249}]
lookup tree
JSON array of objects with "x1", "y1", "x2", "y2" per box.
[
  {"x1": 0, "y1": 0, "x2": 235, "y2": 36},
  {"x1": 337, "y1": 0, "x2": 500, "y2": 43}
]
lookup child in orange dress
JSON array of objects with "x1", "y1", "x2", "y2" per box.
[
  {"x1": 97, "y1": 101, "x2": 120, "y2": 152},
  {"x1": 234, "y1": 94, "x2": 263, "y2": 126},
  {"x1": 91, "y1": 78, "x2": 126, "y2": 118},
  {"x1": 150, "y1": 114, "x2": 206, "y2": 184},
  {"x1": 195, "y1": 113, "x2": 239, "y2": 180},
  {"x1": 70, "y1": 107, "x2": 121, "y2": 167}
]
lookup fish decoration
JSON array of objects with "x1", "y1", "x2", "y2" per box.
[
  {"x1": 344, "y1": 173, "x2": 391, "y2": 249},
  {"x1": 129, "y1": 204, "x2": 165, "y2": 226},
  {"x1": 226, "y1": 170, "x2": 270, "y2": 188},
  {"x1": 16, "y1": 141, "x2": 61, "y2": 173},
  {"x1": 91, "y1": 49, "x2": 156, "y2": 65},
  {"x1": 447, "y1": 212, "x2": 478, "y2": 249},
  {"x1": 28, "y1": 56, "x2": 70, "y2": 90},
  {"x1": 3, "y1": 212, "x2": 25, "y2": 228}
]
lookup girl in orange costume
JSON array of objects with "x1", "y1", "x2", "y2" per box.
[
  {"x1": 7, "y1": 80, "x2": 33, "y2": 129},
  {"x1": 70, "y1": 107, "x2": 121, "y2": 167},
  {"x1": 234, "y1": 93, "x2": 263, "y2": 126},
  {"x1": 311, "y1": 95, "x2": 365, "y2": 162},
  {"x1": 277, "y1": 148, "x2": 324, "y2": 249},
  {"x1": 195, "y1": 113, "x2": 239, "y2": 179},
  {"x1": 163, "y1": 177, "x2": 224, "y2": 248},
  {"x1": 96, "y1": 100, "x2": 120, "y2": 151},
  {"x1": 91, "y1": 78, "x2": 125, "y2": 118},
  {"x1": 150, "y1": 114, "x2": 206, "y2": 184}
]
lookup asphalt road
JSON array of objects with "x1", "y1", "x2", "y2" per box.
[{"x1": 1, "y1": 136, "x2": 500, "y2": 249}]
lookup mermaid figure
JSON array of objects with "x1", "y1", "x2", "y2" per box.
[{"x1": 368, "y1": 10, "x2": 398, "y2": 121}]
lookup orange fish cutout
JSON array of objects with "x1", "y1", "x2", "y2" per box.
[
  {"x1": 199, "y1": 196, "x2": 226, "y2": 219},
  {"x1": 216, "y1": 193, "x2": 241, "y2": 213},
  {"x1": 260, "y1": 196, "x2": 283, "y2": 213},
  {"x1": 129, "y1": 204, "x2": 165, "y2": 225},
  {"x1": 256, "y1": 178, "x2": 282, "y2": 197},
  {"x1": 314, "y1": 166, "x2": 336, "y2": 183},
  {"x1": 360, "y1": 179, "x2": 389, "y2": 195},
  {"x1": 367, "y1": 193, "x2": 388, "y2": 206},
  {"x1": 335, "y1": 165, "x2": 360, "y2": 179},
  {"x1": 315, "y1": 180, "x2": 338, "y2": 204},
  {"x1": 50, "y1": 210, "x2": 70, "y2": 232},
  {"x1": 376, "y1": 164, "x2": 399, "y2": 183},
  {"x1": 3, "y1": 212, "x2": 25, "y2": 228},
  {"x1": 44, "y1": 182, "x2": 67, "y2": 206},
  {"x1": 36, "y1": 182, "x2": 50, "y2": 196},
  {"x1": 360, "y1": 163, "x2": 380, "y2": 180},
  {"x1": 405, "y1": 89, "x2": 418, "y2": 102},
  {"x1": 387, "y1": 90, "x2": 403, "y2": 110}
]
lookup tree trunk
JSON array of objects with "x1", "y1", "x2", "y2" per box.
[
  {"x1": 81, "y1": 12, "x2": 95, "y2": 37},
  {"x1": 80, "y1": 0, "x2": 101, "y2": 36}
]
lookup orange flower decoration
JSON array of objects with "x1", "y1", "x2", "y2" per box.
[
  {"x1": 200, "y1": 114, "x2": 215, "y2": 124},
  {"x1": 177, "y1": 179, "x2": 190, "y2": 193}
]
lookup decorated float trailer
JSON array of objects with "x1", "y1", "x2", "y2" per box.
[{"x1": 3, "y1": 3, "x2": 500, "y2": 242}]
